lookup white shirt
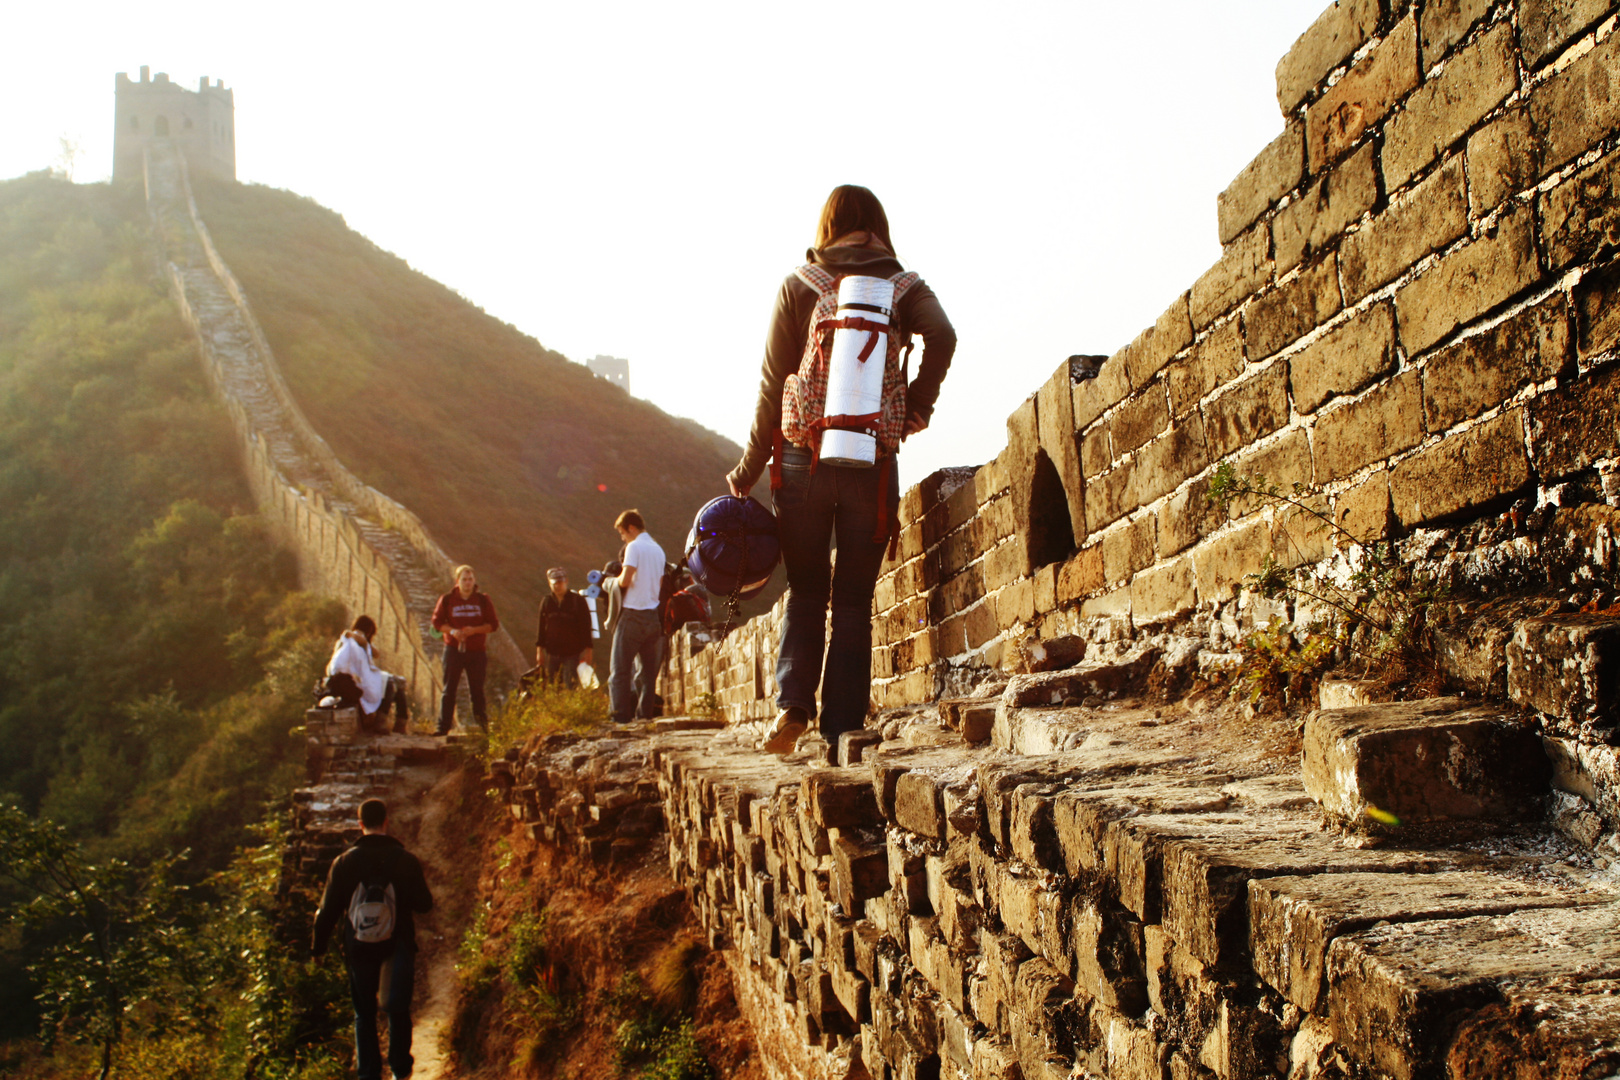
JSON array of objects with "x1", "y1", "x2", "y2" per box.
[
  {"x1": 622, "y1": 531, "x2": 666, "y2": 610},
  {"x1": 326, "y1": 633, "x2": 390, "y2": 714}
]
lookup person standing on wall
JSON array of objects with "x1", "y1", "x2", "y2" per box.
[
  {"x1": 607, "y1": 510, "x2": 666, "y2": 724},
  {"x1": 431, "y1": 564, "x2": 500, "y2": 736},
  {"x1": 312, "y1": 798, "x2": 433, "y2": 1080},
  {"x1": 726, "y1": 184, "x2": 956, "y2": 758},
  {"x1": 536, "y1": 566, "x2": 593, "y2": 687}
]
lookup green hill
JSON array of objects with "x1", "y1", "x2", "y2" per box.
[{"x1": 190, "y1": 179, "x2": 760, "y2": 627}]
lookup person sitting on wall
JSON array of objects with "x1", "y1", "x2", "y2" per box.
[
  {"x1": 536, "y1": 566, "x2": 593, "y2": 688},
  {"x1": 431, "y1": 564, "x2": 500, "y2": 736},
  {"x1": 326, "y1": 615, "x2": 409, "y2": 734}
]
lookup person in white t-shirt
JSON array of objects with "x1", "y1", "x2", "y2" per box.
[{"x1": 608, "y1": 509, "x2": 667, "y2": 724}]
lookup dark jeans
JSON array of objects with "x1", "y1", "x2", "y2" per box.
[
  {"x1": 609, "y1": 609, "x2": 663, "y2": 723},
  {"x1": 347, "y1": 939, "x2": 415, "y2": 1080},
  {"x1": 543, "y1": 650, "x2": 580, "y2": 687},
  {"x1": 773, "y1": 448, "x2": 897, "y2": 746},
  {"x1": 438, "y1": 648, "x2": 487, "y2": 734}
]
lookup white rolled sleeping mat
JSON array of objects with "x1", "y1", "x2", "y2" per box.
[{"x1": 819, "y1": 275, "x2": 895, "y2": 467}]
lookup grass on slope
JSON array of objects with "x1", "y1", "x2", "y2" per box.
[{"x1": 190, "y1": 180, "x2": 772, "y2": 633}]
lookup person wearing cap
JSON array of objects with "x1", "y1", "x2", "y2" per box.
[{"x1": 536, "y1": 567, "x2": 593, "y2": 687}]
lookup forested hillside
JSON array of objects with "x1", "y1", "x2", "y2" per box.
[{"x1": 190, "y1": 179, "x2": 762, "y2": 622}]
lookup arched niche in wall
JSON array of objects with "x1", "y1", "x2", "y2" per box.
[
  {"x1": 1026, "y1": 447, "x2": 1078, "y2": 570},
  {"x1": 154, "y1": 116, "x2": 169, "y2": 136}
]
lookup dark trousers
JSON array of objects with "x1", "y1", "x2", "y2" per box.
[
  {"x1": 543, "y1": 650, "x2": 580, "y2": 687},
  {"x1": 438, "y1": 648, "x2": 487, "y2": 734},
  {"x1": 347, "y1": 939, "x2": 415, "y2": 1080},
  {"x1": 773, "y1": 449, "x2": 896, "y2": 746},
  {"x1": 609, "y1": 609, "x2": 663, "y2": 723}
]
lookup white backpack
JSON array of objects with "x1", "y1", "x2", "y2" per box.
[{"x1": 348, "y1": 878, "x2": 396, "y2": 944}]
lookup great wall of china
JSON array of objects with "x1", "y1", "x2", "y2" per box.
[{"x1": 152, "y1": 0, "x2": 1620, "y2": 1075}]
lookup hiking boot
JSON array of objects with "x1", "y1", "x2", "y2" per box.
[{"x1": 761, "y1": 707, "x2": 809, "y2": 755}]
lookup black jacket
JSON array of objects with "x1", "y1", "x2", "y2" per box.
[
  {"x1": 312, "y1": 833, "x2": 433, "y2": 957},
  {"x1": 537, "y1": 590, "x2": 592, "y2": 655}
]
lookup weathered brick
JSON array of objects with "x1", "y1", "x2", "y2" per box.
[
  {"x1": 1192, "y1": 517, "x2": 1270, "y2": 603},
  {"x1": 1103, "y1": 515, "x2": 1157, "y2": 587},
  {"x1": 1272, "y1": 140, "x2": 1378, "y2": 275},
  {"x1": 1519, "y1": 0, "x2": 1617, "y2": 68},
  {"x1": 1157, "y1": 476, "x2": 1224, "y2": 558},
  {"x1": 1057, "y1": 545, "x2": 1105, "y2": 601},
  {"x1": 1527, "y1": 30, "x2": 1620, "y2": 173},
  {"x1": 1313, "y1": 369, "x2": 1425, "y2": 482},
  {"x1": 1245, "y1": 254, "x2": 1343, "y2": 361},
  {"x1": 1466, "y1": 108, "x2": 1542, "y2": 216},
  {"x1": 1088, "y1": 458, "x2": 1138, "y2": 534},
  {"x1": 1292, "y1": 302, "x2": 1397, "y2": 416},
  {"x1": 931, "y1": 563, "x2": 984, "y2": 623},
  {"x1": 1131, "y1": 556, "x2": 1197, "y2": 627},
  {"x1": 1422, "y1": 294, "x2": 1570, "y2": 432},
  {"x1": 1233, "y1": 427, "x2": 1315, "y2": 505},
  {"x1": 1073, "y1": 348, "x2": 1133, "y2": 431},
  {"x1": 1275, "y1": 0, "x2": 1382, "y2": 113},
  {"x1": 1121, "y1": 293, "x2": 1195, "y2": 387},
  {"x1": 1189, "y1": 225, "x2": 1272, "y2": 330},
  {"x1": 975, "y1": 455, "x2": 1009, "y2": 505},
  {"x1": 1079, "y1": 586, "x2": 1132, "y2": 622},
  {"x1": 1081, "y1": 426, "x2": 1113, "y2": 479},
  {"x1": 1336, "y1": 469, "x2": 1392, "y2": 543},
  {"x1": 985, "y1": 535, "x2": 1027, "y2": 592},
  {"x1": 1340, "y1": 154, "x2": 1469, "y2": 304},
  {"x1": 1528, "y1": 362, "x2": 1620, "y2": 479},
  {"x1": 1202, "y1": 362, "x2": 1290, "y2": 460},
  {"x1": 1421, "y1": 0, "x2": 1494, "y2": 68},
  {"x1": 1395, "y1": 204, "x2": 1542, "y2": 354},
  {"x1": 1218, "y1": 124, "x2": 1305, "y2": 244},
  {"x1": 1306, "y1": 14, "x2": 1420, "y2": 171},
  {"x1": 1541, "y1": 146, "x2": 1620, "y2": 272},
  {"x1": 1111, "y1": 388, "x2": 1171, "y2": 458},
  {"x1": 965, "y1": 600, "x2": 999, "y2": 651},
  {"x1": 1390, "y1": 410, "x2": 1531, "y2": 526},
  {"x1": 1132, "y1": 415, "x2": 1211, "y2": 511},
  {"x1": 1032, "y1": 562, "x2": 1058, "y2": 615},
  {"x1": 1383, "y1": 21, "x2": 1517, "y2": 192},
  {"x1": 1168, "y1": 319, "x2": 1245, "y2": 416},
  {"x1": 1576, "y1": 260, "x2": 1620, "y2": 361},
  {"x1": 996, "y1": 578, "x2": 1035, "y2": 632},
  {"x1": 936, "y1": 613, "x2": 967, "y2": 659}
]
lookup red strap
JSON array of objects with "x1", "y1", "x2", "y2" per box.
[
  {"x1": 875, "y1": 455, "x2": 901, "y2": 554},
  {"x1": 769, "y1": 429, "x2": 784, "y2": 491},
  {"x1": 808, "y1": 411, "x2": 882, "y2": 438},
  {"x1": 813, "y1": 316, "x2": 890, "y2": 362}
]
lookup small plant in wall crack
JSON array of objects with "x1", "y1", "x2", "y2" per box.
[{"x1": 1206, "y1": 462, "x2": 1448, "y2": 705}]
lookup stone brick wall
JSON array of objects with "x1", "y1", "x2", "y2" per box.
[{"x1": 664, "y1": 0, "x2": 1620, "y2": 722}]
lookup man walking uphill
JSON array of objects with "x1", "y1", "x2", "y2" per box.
[
  {"x1": 608, "y1": 509, "x2": 666, "y2": 724},
  {"x1": 313, "y1": 798, "x2": 433, "y2": 1080}
]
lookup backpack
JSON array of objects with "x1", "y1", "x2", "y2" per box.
[
  {"x1": 778, "y1": 265, "x2": 919, "y2": 472},
  {"x1": 319, "y1": 672, "x2": 363, "y2": 711},
  {"x1": 348, "y1": 876, "x2": 396, "y2": 945},
  {"x1": 661, "y1": 587, "x2": 711, "y2": 636}
]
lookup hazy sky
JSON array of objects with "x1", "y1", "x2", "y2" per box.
[{"x1": 6, "y1": 0, "x2": 1326, "y2": 490}]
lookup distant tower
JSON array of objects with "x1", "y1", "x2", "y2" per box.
[
  {"x1": 113, "y1": 66, "x2": 235, "y2": 183},
  {"x1": 588, "y1": 355, "x2": 631, "y2": 394}
]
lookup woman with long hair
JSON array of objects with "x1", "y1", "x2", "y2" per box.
[{"x1": 727, "y1": 185, "x2": 956, "y2": 758}]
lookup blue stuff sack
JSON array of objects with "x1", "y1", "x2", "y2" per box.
[{"x1": 685, "y1": 496, "x2": 780, "y2": 602}]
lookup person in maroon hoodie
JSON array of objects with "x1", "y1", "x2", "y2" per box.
[{"x1": 430, "y1": 564, "x2": 499, "y2": 736}]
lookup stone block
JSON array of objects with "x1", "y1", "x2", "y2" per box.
[
  {"x1": 1036, "y1": 357, "x2": 1087, "y2": 548},
  {"x1": 967, "y1": 601, "x2": 999, "y2": 651},
  {"x1": 1131, "y1": 415, "x2": 1211, "y2": 511},
  {"x1": 1422, "y1": 295, "x2": 1569, "y2": 433},
  {"x1": 1191, "y1": 517, "x2": 1269, "y2": 604},
  {"x1": 1013, "y1": 957, "x2": 1080, "y2": 1064},
  {"x1": 1527, "y1": 30, "x2": 1620, "y2": 174},
  {"x1": 1102, "y1": 515, "x2": 1157, "y2": 587},
  {"x1": 1078, "y1": 587, "x2": 1131, "y2": 623},
  {"x1": 1073, "y1": 348, "x2": 1134, "y2": 431},
  {"x1": 1328, "y1": 906, "x2": 1620, "y2": 1080},
  {"x1": 1111, "y1": 387, "x2": 1171, "y2": 458},
  {"x1": 1446, "y1": 980, "x2": 1620, "y2": 1080},
  {"x1": 1130, "y1": 555, "x2": 1197, "y2": 628},
  {"x1": 1528, "y1": 359, "x2": 1620, "y2": 478},
  {"x1": 1389, "y1": 409, "x2": 1530, "y2": 526},
  {"x1": 1272, "y1": 139, "x2": 1378, "y2": 274},
  {"x1": 1057, "y1": 544, "x2": 1105, "y2": 601},
  {"x1": 1081, "y1": 426, "x2": 1113, "y2": 479},
  {"x1": 806, "y1": 768, "x2": 884, "y2": 831},
  {"x1": 1306, "y1": 14, "x2": 1420, "y2": 171},
  {"x1": 985, "y1": 535, "x2": 1027, "y2": 592},
  {"x1": 1032, "y1": 561, "x2": 1058, "y2": 614},
  {"x1": 976, "y1": 455, "x2": 1009, "y2": 504},
  {"x1": 1201, "y1": 362, "x2": 1291, "y2": 462},
  {"x1": 1217, "y1": 123, "x2": 1305, "y2": 244},
  {"x1": 1340, "y1": 154, "x2": 1470, "y2": 304},
  {"x1": 1420, "y1": 0, "x2": 1494, "y2": 68},
  {"x1": 1229, "y1": 428, "x2": 1317, "y2": 516},
  {"x1": 1274, "y1": 0, "x2": 1381, "y2": 113},
  {"x1": 1291, "y1": 302, "x2": 1397, "y2": 416},
  {"x1": 1167, "y1": 319, "x2": 1245, "y2": 417},
  {"x1": 1335, "y1": 469, "x2": 1392, "y2": 543},
  {"x1": 1507, "y1": 613, "x2": 1620, "y2": 722},
  {"x1": 1156, "y1": 475, "x2": 1224, "y2": 558},
  {"x1": 832, "y1": 836, "x2": 889, "y2": 914},
  {"x1": 1382, "y1": 21, "x2": 1517, "y2": 192},
  {"x1": 1467, "y1": 108, "x2": 1543, "y2": 216},
  {"x1": 1250, "y1": 869, "x2": 1595, "y2": 1012},
  {"x1": 1189, "y1": 224, "x2": 1271, "y2": 331},
  {"x1": 995, "y1": 578, "x2": 1034, "y2": 632},
  {"x1": 1519, "y1": 0, "x2": 1617, "y2": 68},
  {"x1": 1577, "y1": 258, "x2": 1620, "y2": 362},
  {"x1": 1244, "y1": 253, "x2": 1343, "y2": 361},
  {"x1": 1302, "y1": 698, "x2": 1550, "y2": 824},
  {"x1": 895, "y1": 771, "x2": 946, "y2": 840},
  {"x1": 1542, "y1": 146, "x2": 1620, "y2": 272},
  {"x1": 1122, "y1": 292, "x2": 1196, "y2": 387},
  {"x1": 1312, "y1": 369, "x2": 1424, "y2": 483}
]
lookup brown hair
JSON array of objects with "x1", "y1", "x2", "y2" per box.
[
  {"x1": 815, "y1": 185, "x2": 893, "y2": 254},
  {"x1": 615, "y1": 509, "x2": 645, "y2": 532}
]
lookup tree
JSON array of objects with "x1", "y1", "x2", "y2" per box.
[{"x1": 0, "y1": 804, "x2": 190, "y2": 1080}]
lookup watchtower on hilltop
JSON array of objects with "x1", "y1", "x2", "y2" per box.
[{"x1": 113, "y1": 66, "x2": 235, "y2": 183}]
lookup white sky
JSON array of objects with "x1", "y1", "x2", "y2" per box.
[{"x1": 5, "y1": 0, "x2": 1325, "y2": 490}]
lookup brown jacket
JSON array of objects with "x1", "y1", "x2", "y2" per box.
[{"x1": 730, "y1": 244, "x2": 957, "y2": 492}]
